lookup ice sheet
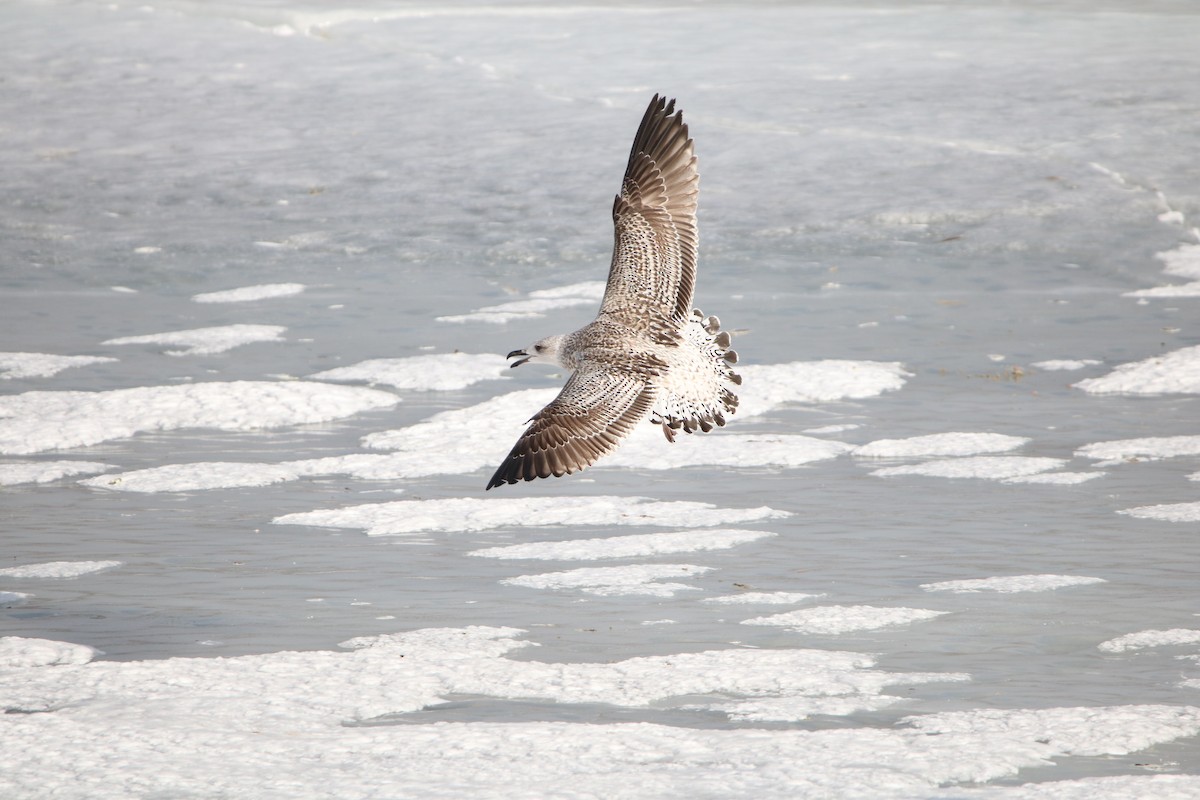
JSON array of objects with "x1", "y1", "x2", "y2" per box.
[
  {"x1": 309, "y1": 353, "x2": 508, "y2": 391},
  {"x1": 1075, "y1": 346, "x2": 1200, "y2": 395},
  {"x1": 192, "y1": 283, "x2": 306, "y2": 303},
  {"x1": 102, "y1": 324, "x2": 287, "y2": 356},
  {"x1": 0, "y1": 460, "x2": 114, "y2": 485},
  {"x1": 275, "y1": 496, "x2": 787, "y2": 536},
  {"x1": 0, "y1": 561, "x2": 122, "y2": 579},
  {"x1": 0, "y1": 352, "x2": 116, "y2": 380},
  {"x1": 922, "y1": 575, "x2": 1106, "y2": 594},
  {"x1": 0, "y1": 382, "x2": 399, "y2": 455},
  {"x1": 741, "y1": 605, "x2": 949, "y2": 635}
]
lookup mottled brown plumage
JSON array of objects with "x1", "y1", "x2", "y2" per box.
[{"x1": 487, "y1": 95, "x2": 739, "y2": 490}]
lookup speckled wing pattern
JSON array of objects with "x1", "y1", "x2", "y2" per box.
[
  {"x1": 486, "y1": 96, "x2": 738, "y2": 490},
  {"x1": 600, "y1": 94, "x2": 699, "y2": 324},
  {"x1": 485, "y1": 358, "x2": 659, "y2": 489}
]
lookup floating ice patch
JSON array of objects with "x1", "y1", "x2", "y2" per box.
[
  {"x1": 0, "y1": 625, "x2": 1196, "y2": 798},
  {"x1": 0, "y1": 352, "x2": 116, "y2": 380},
  {"x1": 0, "y1": 561, "x2": 121, "y2": 579},
  {"x1": 275, "y1": 496, "x2": 787, "y2": 537},
  {"x1": 701, "y1": 668, "x2": 970, "y2": 722},
  {"x1": 1124, "y1": 242, "x2": 1200, "y2": 297},
  {"x1": 436, "y1": 282, "x2": 605, "y2": 324},
  {"x1": 501, "y1": 564, "x2": 713, "y2": 596},
  {"x1": 1117, "y1": 502, "x2": 1200, "y2": 523},
  {"x1": 528, "y1": 281, "x2": 607, "y2": 300},
  {"x1": 742, "y1": 605, "x2": 948, "y2": 635},
  {"x1": 870, "y1": 456, "x2": 1066, "y2": 481},
  {"x1": 81, "y1": 462, "x2": 303, "y2": 492},
  {"x1": 1077, "y1": 435, "x2": 1200, "y2": 464},
  {"x1": 1002, "y1": 471, "x2": 1105, "y2": 485},
  {"x1": 1074, "y1": 345, "x2": 1200, "y2": 395},
  {"x1": 436, "y1": 296, "x2": 597, "y2": 324},
  {"x1": 1032, "y1": 359, "x2": 1103, "y2": 371},
  {"x1": 735, "y1": 360, "x2": 910, "y2": 417},
  {"x1": 854, "y1": 432, "x2": 1028, "y2": 458},
  {"x1": 469, "y1": 529, "x2": 775, "y2": 561},
  {"x1": 702, "y1": 591, "x2": 824, "y2": 605},
  {"x1": 191, "y1": 283, "x2": 306, "y2": 303},
  {"x1": 921, "y1": 575, "x2": 1106, "y2": 594},
  {"x1": 0, "y1": 637, "x2": 97, "y2": 668},
  {"x1": 803, "y1": 424, "x2": 861, "y2": 434},
  {"x1": 0, "y1": 381, "x2": 399, "y2": 455},
  {"x1": 903, "y1": 703, "x2": 1200, "y2": 760},
  {"x1": 0, "y1": 460, "x2": 114, "y2": 485},
  {"x1": 102, "y1": 324, "x2": 287, "y2": 356},
  {"x1": 309, "y1": 353, "x2": 507, "y2": 391},
  {"x1": 606, "y1": 426, "x2": 853, "y2": 470},
  {"x1": 1125, "y1": 282, "x2": 1200, "y2": 297},
  {"x1": 1099, "y1": 629, "x2": 1200, "y2": 653}
]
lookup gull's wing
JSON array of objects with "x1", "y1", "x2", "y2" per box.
[
  {"x1": 599, "y1": 94, "x2": 699, "y2": 324},
  {"x1": 485, "y1": 363, "x2": 656, "y2": 489}
]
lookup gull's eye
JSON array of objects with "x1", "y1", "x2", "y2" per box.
[{"x1": 534, "y1": 344, "x2": 544, "y2": 352}]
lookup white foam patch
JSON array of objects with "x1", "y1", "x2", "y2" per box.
[
  {"x1": 854, "y1": 432, "x2": 1028, "y2": 458},
  {"x1": 1099, "y1": 629, "x2": 1200, "y2": 653},
  {"x1": 1117, "y1": 502, "x2": 1200, "y2": 523},
  {"x1": 81, "y1": 462, "x2": 302, "y2": 492},
  {"x1": 0, "y1": 591, "x2": 31, "y2": 605},
  {"x1": 1074, "y1": 345, "x2": 1200, "y2": 395},
  {"x1": 191, "y1": 283, "x2": 306, "y2": 303},
  {"x1": 469, "y1": 529, "x2": 775, "y2": 561},
  {"x1": 309, "y1": 353, "x2": 507, "y2": 391},
  {"x1": 275, "y1": 496, "x2": 788, "y2": 537},
  {"x1": 702, "y1": 591, "x2": 824, "y2": 605},
  {"x1": 921, "y1": 575, "x2": 1106, "y2": 594},
  {"x1": 1002, "y1": 471, "x2": 1105, "y2": 485},
  {"x1": 1155, "y1": 242, "x2": 1200, "y2": 279},
  {"x1": 1, "y1": 626, "x2": 1196, "y2": 797},
  {"x1": 607, "y1": 427, "x2": 853, "y2": 469},
  {"x1": 436, "y1": 282, "x2": 607, "y2": 324},
  {"x1": 0, "y1": 381, "x2": 399, "y2": 455},
  {"x1": 0, "y1": 460, "x2": 114, "y2": 485},
  {"x1": 735, "y1": 360, "x2": 910, "y2": 416},
  {"x1": 742, "y1": 605, "x2": 948, "y2": 635},
  {"x1": 1125, "y1": 282, "x2": 1200, "y2": 297},
  {"x1": 870, "y1": 456, "x2": 1066, "y2": 480},
  {"x1": 527, "y1": 281, "x2": 607, "y2": 300},
  {"x1": 0, "y1": 352, "x2": 116, "y2": 380},
  {"x1": 1124, "y1": 242, "x2": 1200, "y2": 297},
  {"x1": 1032, "y1": 359, "x2": 1103, "y2": 371},
  {"x1": 1077, "y1": 435, "x2": 1200, "y2": 463},
  {"x1": 436, "y1": 296, "x2": 597, "y2": 324},
  {"x1": 803, "y1": 423, "x2": 861, "y2": 434},
  {"x1": 501, "y1": 564, "x2": 713, "y2": 596},
  {"x1": 102, "y1": 324, "x2": 287, "y2": 356},
  {"x1": 0, "y1": 637, "x2": 97, "y2": 667},
  {"x1": 435, "y1": 299, "x2": 593, "y2": 324},
  {"x1": 0, "y1": 561, "x2": 122, "y2": 579}
]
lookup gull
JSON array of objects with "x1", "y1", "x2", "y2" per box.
[{"x1": 486, "y1": 94, "x2": 741, "y2": 490}]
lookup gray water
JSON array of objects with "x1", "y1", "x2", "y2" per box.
[{"x1": 3, "y1": 0, "x2": 1200, "y2": 781}]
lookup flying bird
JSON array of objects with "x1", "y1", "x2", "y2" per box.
[{"x1": 486, "y1": 95, "x2": 741, "y2": 490}]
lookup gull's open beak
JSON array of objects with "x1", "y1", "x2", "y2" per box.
[{"x1": 506, "y1": 349, "x2": 531, "y2": 368}]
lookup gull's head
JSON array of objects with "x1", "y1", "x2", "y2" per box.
[{"x1": 506, "y1": 334, "x2": 565, "y2": 368}]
